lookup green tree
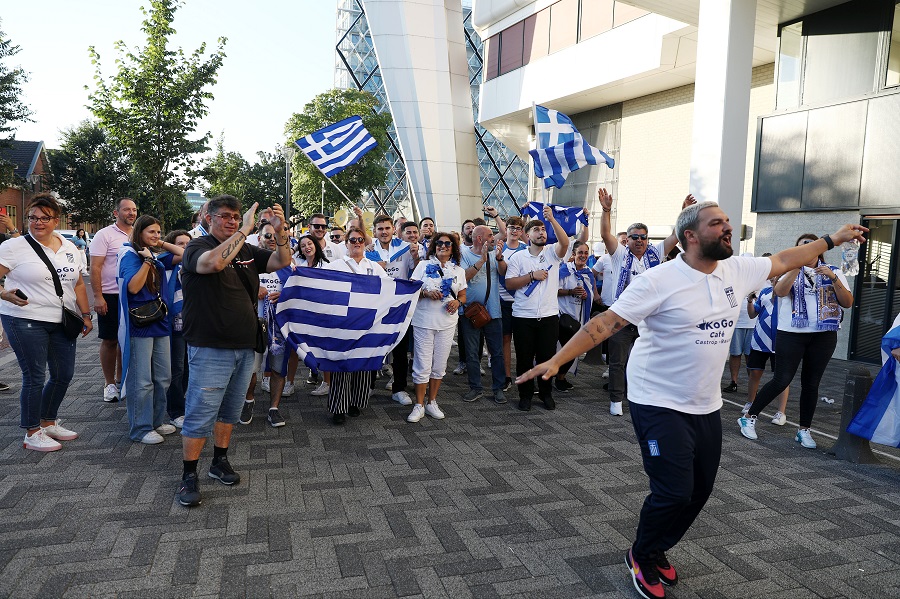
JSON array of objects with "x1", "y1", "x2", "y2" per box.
[
  {"x1": 87, "y1": 0, "x2": 226, "y2": 228},
  {"x1": 199, "y1": 140, "x2": 286, "y2": 214},
  {"x1": 47, "y1": 120, "x2": 135, "y2": 225},
  {"x1": 0, "y1": 20, "x2": 33, "y2": 188},
  {"x1": 284, "y1": 89, "x2": 391, "y2": 217}
]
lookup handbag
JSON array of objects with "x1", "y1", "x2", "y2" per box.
[
  {"x1": 463, "y1": 253, "x2": 492, "y2": 329},
  {"x1": 23, "y1": 234, "x2": 84, "y2": 340},
  {"x1": 129, "y1": 296, "x2": 168, "y2": 327},
  {"x1": 559, "y1": 312, "x2": 581, "y2": 334}
]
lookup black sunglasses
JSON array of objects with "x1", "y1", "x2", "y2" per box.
[
  {"x1": 310, "y1": 223, "x2": 327, "y2": 229},
  {"x1": 629, "y1": 234, "x2": 648, "y2": 240},
  {"x1": 347, "y1": 237, "x2": 365, "y2": 244},
  {"x1": 433, "y1": 240, "x2": 452, "y2": 248},
  {"x1": 330, "y1": 234, "x2": 343, "y2": 240}
]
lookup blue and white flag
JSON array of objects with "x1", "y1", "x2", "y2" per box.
[
  {"x1": 529, "y1": 105, "x2": 614, "y2": 189},
  {"x1": 275, "y1": 267, "x2": 423, "y2": 372},
  {"x1": 847, "y1": 323, "x2": 900, "y2": 447},
  {"x1": 295, "y1": 115, "x2": 377, "y2": 178},
  {"x1": 522, "y1": 202, "x2": 588, "y2": 243}
]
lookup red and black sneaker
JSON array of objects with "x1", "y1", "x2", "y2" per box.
[
  {"x1": 656, "y1": 551, "x2": 678, "y2": 586},
  {"x1": 625, "y1": 548, "x2": 665, "y2": 599}
]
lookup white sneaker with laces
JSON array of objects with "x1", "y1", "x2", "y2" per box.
[
  {"x1": 261, "y1": 376, "x2": 271, "y2": 392},
  {"x1": 424, "y1": 401, "x2": 445, "y2": 419},
  {"x1": 311, "y1": 381, "x2": 330, "y2": 396},
  {"x1": 103, "y1": 383, "x2": 119, "y2": 402},
  {"x1": 610, "y1": 402, "x2": 623, "y2": 416},
  {"x1": 156, "y1": 424, "x2": 177, "y2": 435},
  {"x1": 392, "y1": 391, "x2": 413, "y2": 406},
  {"x1": 24, "y1": 428, "x2": 62, "y2": 452},
  {"x1": 283, "y1": 381, "x2": 295, "y2": 397},
  {"x1": 771, "y1": 411, "x2": 787, "y2": 426},
  {"x1": 796, "y1": 428, "x2": 817, "y2": 448},
  {"x1": 407, "y1": 404, "x2": 425, "y2": 423},
  {"x1": 140, "y1": 431, "x2": 165, "y2": 444},
  {"x1": 738, "y1": 416, "x2": 758, "y2": 440},
  {"x1": 171, "y1": 416, "x2": 185, "y2": 428},
  {"x1": 42, "y1": 420, "x2": 78, "y2": 441}
]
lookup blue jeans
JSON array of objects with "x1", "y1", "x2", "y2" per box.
[
  {"x1": 182, "y1": 346, "x2": 255, "y2": 438},
  {"x1": 460, "y1": 317, "x2": 505, "y2": 392},
  {"x1": 166, "y1": 332, "x2": 187, "y2": 419},
  {"x1": 126, "y1": 335, "x2": 171, "y2": 441},
  {"x1": 2, "y1": 315, "x2": 76, "y2": 430}
]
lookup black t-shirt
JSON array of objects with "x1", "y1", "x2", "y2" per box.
[{"x1": 181, "y1": 235, "x2": 273, "y2": 348}]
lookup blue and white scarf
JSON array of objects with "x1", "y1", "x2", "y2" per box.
[
  {"x1": 791, "y1": 262, "x2": 841, "y2": 331},
  {"x1": 559, "y1": 263, "x2": 595, "y2": 324},
  {"x1": 615, "y1": 246, "x2": 661, "y2": 300}
]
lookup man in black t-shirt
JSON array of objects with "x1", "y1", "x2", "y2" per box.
[{"x1": 176, "y1": 195, "x2": 293, "y2": 508}]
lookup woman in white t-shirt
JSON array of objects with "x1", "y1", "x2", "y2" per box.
[
  {"x1": 740, "y1": 233, "x2": 853, "y2": 449},
  {"x1": 555, "y1": 241, "x2": 600, "y2": 392},
  {"x1": 407, "y1": 233, "x2": 467, "y2": 423},
  {"x1": 0, "y1": 194, "x2": 93, "y2": 452}
]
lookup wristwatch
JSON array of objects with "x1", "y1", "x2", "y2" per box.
[
  {"x1": 7, "y1": 229, "x2": 18, "y2": 235},
  {"x1": 82, "y1": 312, "x2": 93, "y2": 320}
]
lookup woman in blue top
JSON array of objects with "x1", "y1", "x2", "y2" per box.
[{"x1": 118, "y1": 216, "x2": 184, "y2": 444}]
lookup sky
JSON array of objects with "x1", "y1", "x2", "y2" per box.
[{"x1": 3, "y1": 0, "x2": 338, "y2": 162}]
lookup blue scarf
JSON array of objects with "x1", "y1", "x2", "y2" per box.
[
  {"x1": 615, "y1": 246, "x2": 661, "y2": 300},
  {"x1": 523, "y1": 264, "x2": 553, "y2": 297},
  {"x1": 791, "y1": 263, "x2": 841, "y2": 331},
  {"x1": 424, "y1": 260, "x2": 454, "y2": 298},
  {"x1": 559, "y1": 263, "x2": 595, "y2": 323}
]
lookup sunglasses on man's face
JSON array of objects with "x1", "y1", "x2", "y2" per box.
[
  {"x1": 330, "y1": 234, "x2": 343, "y2": 241},
  {"x1": 347, "y1": 237, "x2": 365, "y2": 244},
  {"x1": 629, "y1": 234, "x2": 648, "y2": 241},
  {"x1": 310, "y1": 223, "x2": 327, "y2": 230},
  {"x1": 262, "y1": 233, "x2": 276, "y2": 240}
]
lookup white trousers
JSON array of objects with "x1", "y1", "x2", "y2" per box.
[{"x1": 412, "y1": 325, "x2": 454, "y2": 384}]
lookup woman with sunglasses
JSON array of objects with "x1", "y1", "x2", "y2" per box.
[
  {"x1": 118, "y1": 215, "x2": 184, "y2": 444},
  {"x1": 0, "y1": 194, "x2": 92, "y2": 451},
  {"x1": 322, "y1": 226, "x2": 388, "y2": 424},
  {"x1": 407, "y1": 233, "x2": 467, "y2": 422},
  {"x1": 739, "y1": 233, "x2": 853, "y2": 448}
]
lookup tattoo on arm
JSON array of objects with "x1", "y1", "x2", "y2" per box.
[
  {"x1": 221, "y1": 237, "x2": 243, "y2": 260},
  {"x1": 581, "y1": 313, "x2": 625, "y2": 345}
]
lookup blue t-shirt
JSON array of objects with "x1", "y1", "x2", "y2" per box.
[
  {"x1": 459, "y1": 245, "x2": 502, "y2": 319},
  {"x1": 120, "y1": 250, "x2": 176, "y2": 338}
]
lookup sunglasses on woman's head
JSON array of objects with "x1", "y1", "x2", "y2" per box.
[{"x1": 347, "y1": 237, "x2": 365, "y2": 244}]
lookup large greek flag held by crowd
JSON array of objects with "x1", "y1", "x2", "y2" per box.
[
  {"x1": 294, "y1": 115, "x2": 377, "y2": 177},
  {"x1": 275, "y1": 268, "x2": 423, "y2": 372},
  {"x1": 529, "y1": 105, "x2": 615, "y2": 189}
]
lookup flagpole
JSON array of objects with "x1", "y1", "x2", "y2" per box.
[
  {"x1": 531, "y1": 102, "x2": 539, "y2": 209},
  {"x1": 295, "y1": 144, "x2": 357, "y2": 209}
]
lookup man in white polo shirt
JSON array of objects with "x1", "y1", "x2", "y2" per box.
[
  {"x1": 517, "y1": 201, "x2": 866, "y2": 599},
  {"x1": 504, "y1": 205, "x2": 569, "y2": 411}
]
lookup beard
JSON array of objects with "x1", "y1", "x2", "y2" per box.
[
  {"x1": 463, "y1": 232, "x2": 473, "y2": 244},
  {"x1": 531, "y1": 239, "x2": 546, "y2": 247},
  {"x1": 699, "y1": 236, "x2": 733, "y2": 261}
]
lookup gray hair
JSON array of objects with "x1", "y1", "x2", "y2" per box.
[
  {"x1": 675, "y1": 201, "x2": 719, "y2": 247},
  {"x1": 627, "y1": 222, "x2": 648, "y2": 235}
]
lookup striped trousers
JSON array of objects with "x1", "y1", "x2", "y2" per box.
[{"x1": 328, "y1": 370, "x2": 377, "y2": 414}]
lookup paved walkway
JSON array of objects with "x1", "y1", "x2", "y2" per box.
[{"x1": 0, "y1": 331, "x2": 897, "y2": 598}]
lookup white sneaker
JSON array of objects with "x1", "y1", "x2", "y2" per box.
[
  {"x1": 103, "y1": 383, "x2": 119, "y2": 403},
  {"x1": 741, "y1": 402, "x2": 752, "y2": 415},
  {"x1": 283, "y1": 381, "x2": 295, "y2": 397},
  {"x1": 140, "y1": 431, "x2": 165, "y2": 444},
  {"x1": 738, "y1": 416, "x2": 758, "y2": 440},
  {"x1": 42, "y1": 420, "x2": 78, "y2": 441},
  {"x1": 610, "y1": 402, "x2": 623, "y2": 416},
  {"x1": 311, "y1": 382, "x2": 330, "y2": 396},
  {"x1": 385, "y1": 376, "x2": 394, "y2": 390},
  {"x1": 424, "y1": 401, "x2": 445, "y2": 419},
  {"x1": 601, "y1": 368, "x2": 609, "y2": 379},
  {"x1": 23, "y1": 428, "x2": 62, "y2": 452},
  {"x1": 796, "y1": 428, "x2": 817, "y2": 449},
  {"x1": 261, "y1": 376, "x2": 271, "y2": 392},
  {"x1": 407, "y1": 404, "x2": 425, "y2": 423},
  {"x1": 771, "y1": 411, "x2": 787, "y2": 426},
  {"x1": 171, "y1": 416, "x2": 185, "y2": 428},
  {"x1": 156, "y1": 424, "x2": 177, "y2": 435},
  {"x1": 392, "y1": 391, "x2": 413, "y2": 406},
  {"x1": 452, "y1": 363, "x2": 466, "y2": 375}
]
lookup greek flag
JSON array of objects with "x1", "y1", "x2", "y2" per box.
[
  {"x1": 295, "y1": 115, "x2": 377, "y2": 178},
  {"x1": 529, "y1": 105, "x2": 614, "y2": 189},
  {"x1": 522, "y1": 202, "x2": 588, "y2": 243},
  {"x1": 847, "y1": 322, "x2": 900, "y2": 447},
  {"x1": 274, "y1": 268, "x2": 423, "y2": 372}
]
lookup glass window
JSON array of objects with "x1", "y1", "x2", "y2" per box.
[
  {"x1": 549, "y1": 0, "x2": 578, "y2": 54},
  {"x1": 887, "y1": 5, "x2": 900, "y2": 87},
  {"x1": 499, "y1": 21, "x2": 524, "y2": 75},
  {"x1": 776, "y1": 21, "x2": 803, "y2": 109},
  {"x1": 484, "y1": 35, "x2": 499, "y2": 80},
  {"x1": 523, "y1": 8, "x2": 550, "y2": 64},
  {"x1": 580, "y1": 0, "x2": 614, "y2": 41}
]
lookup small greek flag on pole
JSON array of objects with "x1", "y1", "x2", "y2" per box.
[
  {"x1": 529, "y1": 105, "x2": 615, "y2": 189},
  {"x1": 275, "y1": 268, "x2": 423, "y2": 373},
  {"x1": 294, "y1": 115, "x2": 377, "y2": 178}
]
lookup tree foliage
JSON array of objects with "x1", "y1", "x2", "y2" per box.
[
  {"x1": 284, "y1": 89, "x2": 391, "y2": 217},
  {"x1": 87, "y1": 0, "x2": 226, "y2": 227},
  {"x1": 199, "y1": 137, "x2": 286, "y2": 214},
  {"x1": 0, "y1": 20, "x2": 33, "y2": 188},
  {"x1": 47, "y1": 120, "x2": 138, "y2": 225}
]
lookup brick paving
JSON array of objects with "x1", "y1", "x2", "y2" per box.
[{"x1": 0, "y1": 330, "x2": 898, "y2": 598}]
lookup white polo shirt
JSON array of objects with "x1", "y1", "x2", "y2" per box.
[
  {"x1": 506, "y1": 244, "x2": 564, "y2": 318},
  {"x1": 606, "y1": 241, "x2": 667, "y2": 302},
  {"x1": 322, "y1": 239, "x2": 347, "y2": 262},
  {"x1": 325, "y1": 255, "x2": 387, "y2": 278},
  {"x1": 609, "y1": 254, "x2": 771, "y2": 414}
]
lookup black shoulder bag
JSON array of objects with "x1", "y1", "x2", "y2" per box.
[
  {"x1": 23, "y1": 234, "x2": 84, "y2": 340},
  {"x1": 232, "y1": 248, "x2": 268, "y2": 354}
]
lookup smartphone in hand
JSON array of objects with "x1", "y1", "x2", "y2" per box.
[{"x1": 14, "y1": 289, "x2": 27, "y2": 300}]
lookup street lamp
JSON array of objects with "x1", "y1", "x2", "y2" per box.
[{"x1": 281, "y1": 145, "x2": 297, "y2": 225}]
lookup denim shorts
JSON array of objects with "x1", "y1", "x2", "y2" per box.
[
  {"x1": 729, "y1": 327, "x2": 753, "y2": 356},
  {"x1": 181, "y1": 346, "x2": 256, "y2": 438}
]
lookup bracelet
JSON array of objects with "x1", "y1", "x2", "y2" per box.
[
  {"x1": 237, "y1": 230, "x2": 247, "y2": 240},
  {"x1": 143, "y1": 257, "x2": 155, "y2": 264},
  {"x1": 822, "y1": 234, "x2": 835, "y2": 250},
  {"x1": 602, "y1": 209, "x2": 611, "y2": 213},
  {"x1": 276, "y1": 237, "x2": 289, "y2": 247}
]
